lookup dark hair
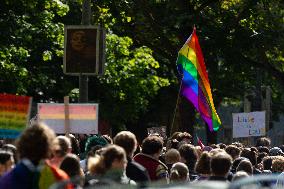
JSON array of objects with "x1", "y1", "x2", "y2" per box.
[
  {"x1": 60, "y1": 154, "x2": 81, "y2": 178},
  {"x1": 236, "y1": 160, "x2": 253, "y2": 175},
  {"x1": 256, "y1": 137, "x2": 271, "y2": 147},
  {"x1": 114, "y1": 131, "x2": 137, "y2": 156},
  {"x1": 263, "y1": 156, "x2": 278, "y2": 171},
  {"x1": 240, "y1": 148, "x2": 257, "y2": 166},
  {"x1": 2, "y1": 144, "x2": 17, "y2": 163},
  {"x1": 141, "y1": 136, "x2": 163, "y2": 155},
  {"x1": 16, "y1": 122, "x2": 56, "y2": 165},
  {"x1": 195, "y1": 151, "x2": 211, "y2": 175},
  {"x1": 69, "y1": 134, "x2": 80, "y2": 156},
  {"x1": 0, "y1": 150, "x2": 13, "y2": 164},
  {"x1": 218, "y1": 143, "x2": 227, "y2": 149},
  {"x1": 231, "y1": 157, "x2": 249, "y2": 173},
  {"x1": 257, "y1": 146, "x2": 269, "y2": 154},
  {"x1": 210, "y1": 152, "x2": 232, "y2": 176},
  {"x1": 176, "y1": 132, "x2": 192, "y2": 143},
  {"x1": 178, "y1": 144, "x2": 198, "y2": 172},
  {"x1": 225, "y1": 145, "x2": 241, "y2": 160}
]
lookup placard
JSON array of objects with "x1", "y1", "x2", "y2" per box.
[
  {"x1": 233, "y1": 111, "x2": 266, "y2": 138},
  {"x1": 0, "y1": 94, "x2": 32, "y2": 138},
  {"x1": 38, "y1": 103, "x2": 98, "y2": 134}
]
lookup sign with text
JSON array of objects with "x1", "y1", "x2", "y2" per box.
[
  {"x1": 0, "y1": 94, "x2": 32, "y2": 138},
  {"x1": 38, "y1": 103, "x2": 98, "y2": 134},
  {"x1": 232, "y1": 111, "x2": 266, "y2": 138}
]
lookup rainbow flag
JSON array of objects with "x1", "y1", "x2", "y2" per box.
[{"x1": 177, "y1": 27, "x2": 221, "y2": 131}]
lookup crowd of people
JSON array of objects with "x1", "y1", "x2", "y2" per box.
[{"x1": 0, "y1": 122, "x2": 284, "y2": 189}]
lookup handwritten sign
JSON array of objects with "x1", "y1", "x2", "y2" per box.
[
  {"x1": 0, "y1": 94, "x2": 32, "y2": 138},
  {"x1": 232, "y1": 111, "x2": 266, "y2": 138},
  {"x1": 38, "y1": 103, "x2": 98, "y2": 134}
]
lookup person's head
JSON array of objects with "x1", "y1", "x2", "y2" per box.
[
  {"x1": 262, "y1": 156, "x2": 278, "y2": 171},
  {"x1": 84, "y1": 135, "x2": 108, "y2": 155},
  {"x1": 69, "y1": 134, "x2": 80, "y2": 156},
  {"x1": 269, "y1": 147, "x2": 284, "y2": 156},
  {"x1": 178, "y1": 144, "x2": 198, "y2": 172},
  {"x1": 176, "y1": 132, "x2": 192, "y2": 144},
  {"x1": 210, "y1": 152, "x2": 232, "y2": 177},
  {"x1": 53, "y1": 136, "x2": 72, "y2": 158},
  {"x1": 170, "y1": 162, "x2": 189, "y2": 183},
  {"x1": 236, "y1": 160, "x2": 253, "y2": 175},
  {"x1": 240, "y1": 148, "x2": 257, "y2": 166},
  {"x1": 165, "y1": 148, "x2": 181, "y2": 169},
  {"x1": 256, "y1": 137, "x2": 271, "y2": 148},
  {"x1": 88, "y1": 144, "x2": 127, "y2": 175},
  {"x1": 70, "y1": 31, "x2": 86, "y2": 51},
  {"x1": 60, "y1": 154, "x2": 83, "y2": 178},
  {"x1": 232, "y1": 171, "x2": 249, "y2": 182},
  {"x1": 195, "y1": 151, "x2": 211, "y2": 175},
  {"x1": 257, "y1": 152, "x2": 268, "y2": 164},
  {"x1": 231, "y1": 157, "x2": 249, "y2": 173},
  {"x1": 16, "y1": 122, "x2": 56, "y2": 165},
  {"x1": 0, "y1": 150, "x2": 14, "y2": 176},
  {"x1": 225, "y1": 145, "x2": 241, "y2": 160},
  {"x1": 218, "y1": 143, "x2": 227, "y2": 149},
  {"x1": 1, "y1": 144, "x2": 17, "y2": 163},
  {"x1": 271, "y1": 156, "x2": 284, "y2": 173},
  {"x1": 141, "y1": 135, "x2": 163, "y2": 159},
  {"x1": 114, "y1": 131, "x2": 137, "y2": 158}
]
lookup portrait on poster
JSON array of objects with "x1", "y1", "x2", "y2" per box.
[{"x1": 64, "y1": 26, "x2": 99, "y2": 75}]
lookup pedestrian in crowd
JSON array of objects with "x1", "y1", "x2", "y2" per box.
[
  {"x1": 256, "y1": 137, "x2": 271, "y2": 148},
  {"x1": 0, "y1": 150, "x2": 14, "y2": 177},
  {"x1": 113, "y1": 131, "x2": 150, "y2": 185},
  {"x1": 272, "y1": 156, "x2": 284, "y2": 174},
  {"x1": 2, "y1": 144, "x2": 18, "y2": 164},
  {"x1": 178, "y1": 143, "x2": 199, "y2": 180},
  {"x1": 134, "y1": 135, "x2": 169, "y2": 183},
  {"x1": 87, "y1": 144, "x2": 136, "y2": 186},
  {"x1": 231, "y1": 171, "x2": 249, "y2": 181},
  {"x1": 236, "y1": 159, "x2": 253, "y2": 175},
  {"x1": 50, "y1": 135, "x2": 72, "y2": 167},
  {"x1": 208, "y1": 152, "x2": 232, "y2": 182},
  {"x1": 60, "y1": 153, "x2": 84, "y2": 187},
  {"x1": 170, "y1": 162, "x2": 189, "y2": 183},
  {"x1": 69, "y1": 134, "x2": 80, "y2": 157},
  {"x1": 240, "y1": 148, "x2": 261, "y2": 174},
  {"x1": 225, "y1": 145, "x2": 241, "y2": 160},
  {"x1": 164, "y1": 148, "x2": 181, "y2": 171},
  {"x1": 194, "y1": 151, "x2": 211, "y2": 180},
  {"x1": 80, "y1": 135, "x2": 108, "y2": 173},
  {"x1": 0, "y1": 122, "x2": 70, "y2": 189}
]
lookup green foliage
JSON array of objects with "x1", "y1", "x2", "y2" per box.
[{"x1": 98, "y1": 34, "x2": 169, "y2": 127}]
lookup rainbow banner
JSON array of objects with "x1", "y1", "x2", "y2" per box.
[
  {"x1": 0, "y1": 94, "x2": 32, "y2": 138},
  {"x1": 177, "y1": 27, "x2": 221, "y2": 131},
  {"x1": 38, "y1": 103, "x2": 98, "y2": 134}
]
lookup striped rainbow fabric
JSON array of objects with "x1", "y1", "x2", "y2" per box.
[{"x1": 177, "y1": 27, "x2": 221, "y2": 131}]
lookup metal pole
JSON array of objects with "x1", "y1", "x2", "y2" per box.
[{"x1": 79, "y1": 0, "x2": 91, "y2": 103}]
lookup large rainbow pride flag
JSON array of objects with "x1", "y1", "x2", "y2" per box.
[{"x1": 177, "y1": 27, "x2": 221, "y2": 131}]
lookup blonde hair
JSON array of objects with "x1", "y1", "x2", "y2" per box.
[
  {"x1": 272, "y1": 156, "x2": 284, "y2": 173},
  {"x1": 170, "y1": 162, "x2": 189, "y2": 182}
]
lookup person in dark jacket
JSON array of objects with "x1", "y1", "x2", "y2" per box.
[{"x1": 114, "y1": 131, "x2": 150, "y2": 186}]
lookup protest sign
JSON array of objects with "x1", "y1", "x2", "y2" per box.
[
  {"x1": 0, "y1": 94, "x2": 32, "y2": 138},
  {"x1": 38, "y1": 103, "x2": 98, "y2": 134},
  {"x1": 233, "y1": 111, "x2": 266, "y2": 138}
]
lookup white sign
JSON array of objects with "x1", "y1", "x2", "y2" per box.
[
  {"x1": 233, "y1": 111, "x2": 266, "y2": 138},
  {"x1": 38, "y1": 103, "x2": 98, "y2": 134}
]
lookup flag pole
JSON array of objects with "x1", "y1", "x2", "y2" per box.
[{"x1": 170, "y1": 78, "x2": 183, "y2": 135}]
